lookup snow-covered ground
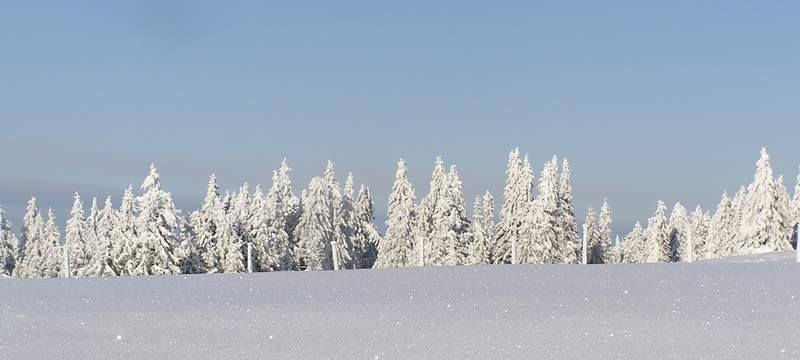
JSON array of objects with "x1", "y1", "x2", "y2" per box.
[{"x1": 3, "y1": 252, "x2": 800, "y2": 359}]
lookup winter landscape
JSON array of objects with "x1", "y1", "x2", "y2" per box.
[{"x1": 3, "y1": 2, "x2": 800, "y2": 359}]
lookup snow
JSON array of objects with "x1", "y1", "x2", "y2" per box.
[{"x1": 3, "y1": 252, "x2": 800, "y2": 359}]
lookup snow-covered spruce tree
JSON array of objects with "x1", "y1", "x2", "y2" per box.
[
  {"x1": 132, "y1": 165, "x2": 182, "y2": 275},
  {"x1": 83, "y1": 197, "x2": 100, "y2": 266},
  {"x1": 249, "y1": 186, "x2": 290, "y2": 272},
  {"x1": 644, "y1": 201, "x2": 670, "y2": 263},
  {"x1": 183, "y1": 175, "x2": 225, "y2": 273},
  {"x1": 668, "y1": 202, "x2": 688, "y2": 262},
  {"x1": 710, "y1": 193, "x2": 737, "y2": 257},
  {"x1": 0, "y1": 206, "x2": 19, "y2": 276},
  {"x1": 40, "y1": 208, "x2": 62, "y2": 278},
  {"x1": 618, "y1": 222, "x2": 646, "y2": 263},
  {"x1": 467, "y1": 193, "x2": 493, "y2": 265},
  {"x1": 333, "y1": 172, "x2": 356, "y2": 270},
  {"x1": 736, "y1": 148, "x2": 793, "y2": 253},
  {"x1": 521, "y1": 156, "x2": 561, "y2": 264},
  {"x1": 494, "y1": 149, "x2": 533, "y2": 264},
  {"x1": 374, "y1": 160, "x2": 417, "y2": 268},
  {"x1": 82, "y1": 197, "x2": 118, "y2": 276},
  {"x1": 270, "y1": 159, "x2": 302, "y2": 261},
  {"x1": 295, "y1": 177, "x2": 336, "y2": 271},
  {"x1": 415, "y1": 157, "x2": 448, "y2": 266},
  {"x1": 351, "y1": 185, "x2": 381, "y2": 269},
  {"x1": 582, "y1": 207, "x2": 597, "y2": 264},
  {"x1": 64, "y1": 193, "x2": 89, "y2": 276},
  {"x1": 219, "y1": 215, "x2": 245, "y2": 273},
  {"x1": 558, "y1": 158, "x2": 580, "y2": 264},
  {"x1": 110, "y1": 186, "x2": 138, "y2": 275},
  {"x1": 254, "y1": 167, "x2": 297, "y2": 272},
  {"x1": 425, "y1": 165, "x2": 470, "y2": 266},
  {"x1": 595, "y1": 199, "x2": 613, "y2": 264},
  {"x1": 688, "y1": 206, "x2": 710, "y2": 259},
  {"x1": 15, "y1": 198, "x2": 46, "y2": 277}
]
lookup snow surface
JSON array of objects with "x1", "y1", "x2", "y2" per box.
[{"x1": 3, "y1": 252, "x2": 800, "y2": 359}]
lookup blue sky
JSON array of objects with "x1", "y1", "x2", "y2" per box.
[{"x1": 1, "y1": 1, "x2": 799, "y2": 233}]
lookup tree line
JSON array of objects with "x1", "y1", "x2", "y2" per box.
[{"x1": 0, "y1": 148, "x2": 798, "y2": 278}]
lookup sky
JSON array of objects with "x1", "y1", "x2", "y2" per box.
[{"x1": 1, "y1": 1, "x2": 799, "y2": 235}]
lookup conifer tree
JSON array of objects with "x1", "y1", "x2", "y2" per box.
[
  {"x1": 582, "y1": 207, "x2": 598, "y2": 264},
  {"x1": 467, "y1": 195, "x2": 490, "y2": 264},
  {"x1": 668, "y1": 203, "x2": 688, "y2": 262},
  {"x1": 374, "y1": 160, "x2": 416, "y2": 268},
  {"x1": 618, "y1": 222, "x2": 645, "y2": 263},
  {"x1": 793, "y1": 170, "x2": 800, "y2": 228},
  {"x1": 334, "y1": 172, "x2": 356, "y2": 269},
  {"x1": 83, "y1": 197, "x2": 100, "y2": 265},
  {"x1": 295, "y1": 177, "x2": 336, "y2": 271},
  {"x1": 688, "y1": 206, "x2": 710, "y2": 259},
  {"x1": 110, "y1": 186, "x2": 137, "y2": 275},
  {"x1": 521, "y1": 157, "x2": 561, "y2": 264},
  {"x1": 0, "y1": 206, "x2": 19, "y2": 276},
  {"x1": 595, "y1": 199, "x2": 613, "y2": 264},
  {"x1": 40, "y1": 208, "x2": 62, "y2": 278},
  {"x1": 256, "y1": 167, "x2": 297, "y2": 271},
  {"x1": 351, "y1": 185, "x2": 381, "y2": 269},
  {"x1": 82, "y1": 197, "x2": 118, "y2": 276},
  {"x1": 494, "y1": 149, "x2": 533, "y2": 264},
  {"x1": 15, "y1": 198, "x2": 46, "y2": 277},
  {"x1": 736, "y1": 148, "x2": 793, "y2": 253},
  {"x1": 644, "y1": 201, "x2": 670, "y2": 263},
  {"x1": 64, "y1": 193, "x2": 89, "y2": 276},
  {"x1": 271, "y1": 159, "x2": 302, "y2": 257},
  {"x1": 415, "y1": 157, "x2": 448, "y2": 266},
  {"x1": 132, "y1": 165, "x2": 182, "y2": 275},
  {"x1": 558, "y1": 158, "x2": 580, "y2": 264}
]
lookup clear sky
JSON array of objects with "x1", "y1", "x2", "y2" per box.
[{"x1": 1, "y1": 1, "x2": 799, "y2": 234}]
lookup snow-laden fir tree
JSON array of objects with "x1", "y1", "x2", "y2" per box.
[
  {"x1": 83, "y1": 197, "x2": 100, "y2": 266},
  {"x1": 229, "y1": 183, "x2": 253, "y2": 258},
  {"x1": 132, "y1": 165, "x2": 182, "y2": 275},
  {"x1": 736, "y1": 148, "x2": 793, "y2": 253},
  {"x1": 15, "y1": 198, "x2": 46, "y2": 277},
  {"x1": 466, "y1": 192, "x2": 495, "y2": 265},
  {"x1": 82, "y1": 197, "x2": 118, "y2": 276},
  {"x1": 333, "y1": 172, "x2": 356, "y2": 269},
  {"x1": 520, "y1": 156, "x2": 561, "y2": 264},
  {"x1": 582, "y1": 207, "x2": 597, "y2": 264},
  {"x1": 270, "y1": 159, "x2": 302, "y2": 260},
  {"x1": 425, "y1": 165, "x2": 470, "y2": 266},
  {"x1": 350, "y1": 184, "x2": 382, "y2": 269},
  {"x1": 110, "y1": 186, "x2": 138, "y2": 275},
  {"x1": 295, "y1": 177, "x2": 336, "y2": 271},
  {"x1": 40, "y1": 208, "x2": 62, "y2": 278},
  {"x1": 644, "y1": 201, "x2": 670, "y2": 263},
  {"x1": 215, "y1": 215, "x2": 243, "y2": 273},
  {"x1": 688, "y1": 206, "x2": 710, "y2": 259},
  {"x1": 709, "y1": 193, "x2": 737, "y2": 257},
  {"x1": 0, "y1": 206, "x2": 19, "y2": 276},
  {"x1": 617, "y1": 222, "x2": 645, "y2": 263},
  {"x1": 374, "y1": 160, "x2": 416, "y2": 268},
  {"x1": 184, "y1": 175, "x2": 225, "y2": 273},
  {"x1": 253, "y1": 167, "x2": 297, "y2": 271},
  {"x1": 415, "y1": 157, "x2": 448, "y2": 266},
  {"x1": 595, "y1": 199, "x2": 613, "y2": 264},
  {"x1": 558, "y1": 158, "x2": 580, "y2": 264},
  {"x1": 494, "y1": 149, "x2": 533, "y2": 264},
  {"x1": 668, "y1": 202, "x2": 688, "y2": 262},
  {"x1": 64, "y1": 193, "x2": 89, "y2": 276}
]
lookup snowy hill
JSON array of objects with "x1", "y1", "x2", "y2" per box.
[{"x1": 3, "y1": 252, "x2": 800, "y2": 359}]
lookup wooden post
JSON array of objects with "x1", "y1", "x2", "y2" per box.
[
  {"x1": 247, "y1": 242, "x2": 253, "y2": 273},
  {"x1": 582, "y1": 223, "x2": 589, "y2": 265},
  {"x1": 332, "y1": 241, "x2": 340, "y2": 271}
]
